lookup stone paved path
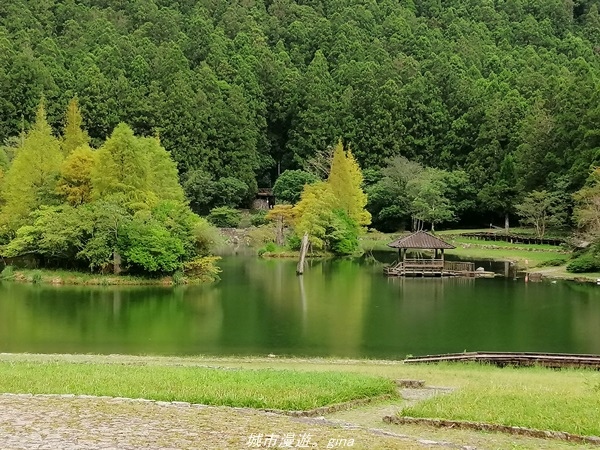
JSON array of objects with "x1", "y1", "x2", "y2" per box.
[{"x1": 0, "y1": 394, "x2": 437, "y2": 450}]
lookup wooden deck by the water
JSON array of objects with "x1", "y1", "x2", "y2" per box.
[
  {"x1": 404, "y1": 351, "x2": 600, "y2": 369},
  {"x1": 384, "y1": 259, "x2": 494, "y2": 278}
]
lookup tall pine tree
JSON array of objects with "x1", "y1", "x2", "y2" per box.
[
  {"x1": 0, "y1": 99, "x2": 63, "y2": 232},
  {"x1": 61, "y1": 97, "x2": 90, "y2": 156},
  {"x1": 91, "y1": 123, "x2": 150, "y2": 204},
  {"x1": 327, "y1": 140, "x2": 371, "y2": 227}
]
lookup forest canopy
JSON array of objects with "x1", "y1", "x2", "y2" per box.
[{"x1": 1, "y1": 0, "x2": 600, "y2": 230}]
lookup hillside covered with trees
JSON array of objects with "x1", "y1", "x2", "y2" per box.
[{"x1": 1, "y1": 0, "x2": 600, "y2": 233}]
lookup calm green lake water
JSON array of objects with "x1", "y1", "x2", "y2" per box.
[{"x1": 1, "y1": 253, "x2": 600, "y2": 358}]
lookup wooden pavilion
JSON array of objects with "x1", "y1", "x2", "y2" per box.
[{"x1": 384, "y1": 231, "x2": 477, "y2": 277}]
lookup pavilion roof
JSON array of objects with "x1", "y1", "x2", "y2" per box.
[{"x1": 387, "y1": 231, "x2": 455, "y2": 250}]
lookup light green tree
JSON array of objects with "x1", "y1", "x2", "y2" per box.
[
  {"x1": 0, "y1": 100, "x2": 63, "y2": 232},
  {"x1": 327, "y1": 139, "x2": 371, "y2": 227},
  {"x1": 346, "y1": 148, "x2": 371, "y2": 227},
  {"x1": 141, "y1": 136, "x2": 185, "y2": 204},
  {"x1": 61, "y1": 97, "x2": 90, "y2": 156},
  {"x1": 91, "y1": 123, "x2": 150, "y2": 204},
  {"x1": 293, "y1": 181, "x2": 337, "y2": 249},
  {"x1": 2, "y1": 205, "x2": 94, "y2": 261},
  {"x1": 56, "y1": 145, "x2": 95, "y2": 206}
]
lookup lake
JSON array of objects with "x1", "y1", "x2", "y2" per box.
[{"x1": 1, "y1": 253, "x2": 600, "y2": 359}]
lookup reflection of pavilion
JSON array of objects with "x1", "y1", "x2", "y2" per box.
[{"x1": 384, "y1": 231, "x2": 483, "y2": 277}]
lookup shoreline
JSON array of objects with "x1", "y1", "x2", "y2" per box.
[
  {"x1": 2, "y1": 232, "x2": 597, "y2": 285},
  {"x1": 0, "y1": 268, "x2": 213, "y2": 286}
]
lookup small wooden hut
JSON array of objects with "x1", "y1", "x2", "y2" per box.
[
  {"x1": 384, "y1": 231, "x2": 475, "y2": 277},
  {"x1": 252, "y1": 188, "x2": 275, "y2": 210}
]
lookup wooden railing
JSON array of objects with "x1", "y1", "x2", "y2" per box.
[
  {"x1": 384, "y1": 259, "x2": 476, "y2": 276},
  {"x1": 443, "y1": 261, "x2": 475, "y2": 272},
  {"x1": 403, "y1": 258, "x2": 444, "y2": 268}
]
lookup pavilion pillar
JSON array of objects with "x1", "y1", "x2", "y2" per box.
[{"x1": 441, "y1": 249, "x2": 445, "y2": 263}]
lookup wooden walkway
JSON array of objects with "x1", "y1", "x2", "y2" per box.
[
  {"x1": 404, "y1": 352, "x2": 600, "y2": 369},
  {"x1": 384, "y1": 259, "x2": 495, "y2": 278}
]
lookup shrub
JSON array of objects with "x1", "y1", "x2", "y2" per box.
[
  {"x1": 172, "y1": 270, "x2": 185, "y2": 285},
  {"x1": 326, "y1": 210, "x2": 360, "y2": 255},
  {"x1": 183, "y1": 169, "x2": 214, "y2": 214},
  {"x1": 31, "y1": 270, "x2": 43, "y2": 284},
  {"x1": 0, "y1": 265, "x2": 14, "y2": 281},
  {"x1": 207, "y1": 207, "x2": 242, "y2": 228},
  {"x1": 273, "y1": 170, "x2": 318, "y2": 204},
  {"x1": 192, "y1": 218, "x2": 222, "y2": 255},
  {"x1": 538, "y1": 258, "x2": 568, "y2": 267},
  {"x1": 247, "y1": 225, "x2": 276, "y2": 246},
  {"x1": 258, "y1": 242, "x2": 277, "y2": 256},
  {"x1": 566, "y1": 254, "x2": 600, "y2": 273},
  {"x1": 214, "y1": 177, "x2": 249, "y2": 208},
  {"x1": 119, "y1": 217, "x2": 185, "y2": 274},
  {"x1": 183, "y1": 256, "x2": 222, "y2": 282},
  {"x1": 250, "y1": 210, "x2": 269, "y2": 227},
  {"x1": 286, "y1": 233, "x2": 302, "y2": 250}
]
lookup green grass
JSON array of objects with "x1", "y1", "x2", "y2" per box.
[
  {"x1": 445, "y1": 244, "x2": 567, "y2": 267},
  {"x1": 450, "y1": 236, "x2": 563, "y2": 251},
  {"x1": 401, "y1": 364, "x2": 600, "y2": 437},
  {"x1": 7, "y1": 269, "x2": 179, "y2": 286},
  {"x1": 0, "y1": 361, "x2": 396, "y2": 411},
  {"x1": 1, "y1": 355, "x2": 600, "y2": 440},
  {"x1": 359, "y1": 231, "x2": 402, "y2": 252},
  {"x1": 437, "y1": 227, "x2": 570, "y2": 239}
]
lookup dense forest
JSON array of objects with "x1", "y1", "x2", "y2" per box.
[{"x1": 1, "y1": 0, "x2": 600, "y2": 232}]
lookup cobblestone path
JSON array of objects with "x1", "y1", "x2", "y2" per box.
[{"x1": 0, "y1": 394, "x2": 434, "y2": 450}]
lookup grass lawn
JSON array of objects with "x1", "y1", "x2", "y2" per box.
[
  {"x1": 0, "y1": 267, "x2": 219, "y2": 286},
  {"x1": 1, "y1": 354, "x2": 599, "y2": 440},
  {"x1": 445, "y1": 244, "x2": 567, "y2": 267},
  {"x1": 400, "y1": 363, "x2": 600, "y2": 437},
  {"x1": 437, "y1": 227, "x2": 571, "y2": 239},
  {"x1": 8, "y1": 269, "x2": 167, "y2": 285},
  {"x1": 449, "y1": 236, "x2": 564, "y2": 251},
  {"x1": 0, "y1": 361, "x2": 396, "y2": 411}
]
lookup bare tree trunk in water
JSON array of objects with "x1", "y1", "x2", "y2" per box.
[
  {"x1": 275, "y1": 216, "x2": 284, "y2": 246},
  {"x1": 296, "y1": 233, "x2": 309, "y2": 275},
  {"x1": 113, "y1": 250, "x2": 121, "y2": 275}
]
